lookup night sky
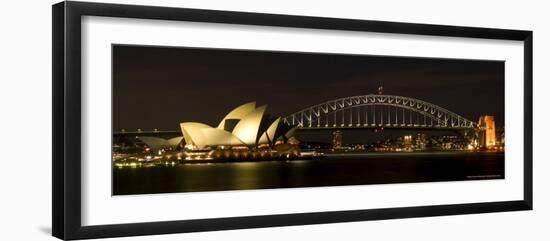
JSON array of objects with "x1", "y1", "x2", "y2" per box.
[{"x1": 113, "y1": 45, "x2": 504, "y2": 142}]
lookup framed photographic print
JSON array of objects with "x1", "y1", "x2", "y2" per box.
[{"x1": 52, "y1": 1, "x2": 533, "y2": 240}]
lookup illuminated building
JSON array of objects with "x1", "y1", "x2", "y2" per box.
[
  {"x1": 403, "y1": 135, "x2": 413, "y2": 149},
  {"x1": 478, "y1": 115, "x2": 496, "y2": 148},
  {"x1": 332, "y1": 130, "x2": 343, "y2": 149},
  {"x1": 180, "y1": 102, "x2": 296, "y2": 150}
]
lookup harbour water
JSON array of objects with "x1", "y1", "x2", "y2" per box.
[{"x1": 112, "y1": 151, "x2": 504, "y2": 195}]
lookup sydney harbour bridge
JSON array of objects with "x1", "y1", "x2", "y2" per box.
[{"x1": 282, "y1": 94, "x2": 477, "y2": 131}]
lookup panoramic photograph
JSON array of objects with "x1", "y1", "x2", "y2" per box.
[{"x1": 112, "y1": 45, "x2": 504, "y2": 195}]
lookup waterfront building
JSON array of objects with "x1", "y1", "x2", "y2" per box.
[
  {"x1": 403, "y1": 135, "x2": 413, "y2": 149},
  {"x1": 180, "y1": 102, "x2": 296, "y2": 151}
]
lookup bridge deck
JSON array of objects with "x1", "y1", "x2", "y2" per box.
[
  {"x1": 295, "y1": 125, "x2": 475, "y2": 131},
  {"x1": 113, "y1": 131, "x2": 181, "y2": 136},
  {"x1": 114, "y1": 124, "x2": 475, "y2": 136}
]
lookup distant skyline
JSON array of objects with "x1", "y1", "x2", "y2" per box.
[{"x1": 113, "y1": 45, "x2": 504, "y2": 137}]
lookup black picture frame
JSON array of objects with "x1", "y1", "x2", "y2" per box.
[{"x1": 52, "y1": 1, "x2": 533, "y2": 240}]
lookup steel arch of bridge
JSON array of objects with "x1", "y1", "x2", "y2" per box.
[{"x1": 282, "y1": 95, "x2": 476, "y2": 130}]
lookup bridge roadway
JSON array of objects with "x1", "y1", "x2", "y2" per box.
[
  {"x1": 290, "y1": 124, "x2": 475, "y2": 131},
  {"x1": 113, "y1": 124, "x2": 476, "y2": 137}
]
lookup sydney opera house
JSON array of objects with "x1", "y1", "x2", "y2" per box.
[{"x1": 175, "y1": 102, "x2": 300, "y2": 161}]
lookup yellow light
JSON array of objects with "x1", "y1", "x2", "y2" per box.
[{"x1": 479, "y1": 115, "x2": 496, "y2": 147}]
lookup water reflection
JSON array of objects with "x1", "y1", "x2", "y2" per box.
[{"x1": 113, "y1": 152, "x2": 504, "y2": 195}]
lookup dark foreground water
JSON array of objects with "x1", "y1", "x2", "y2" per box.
[{"x1": 113, "y1": 151, "x2": 504, "y2": 195}]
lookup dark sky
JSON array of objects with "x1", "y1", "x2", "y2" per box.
[{"x1": 113, "y1": 45, "x2": 504, "y2": 137}]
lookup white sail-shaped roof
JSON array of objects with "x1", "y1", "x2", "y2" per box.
[
  {"x1": 200, "y1": 128, "x2": 245, "y2": 146},
  {"x1": 138, "y1": 137, "x2": 167, "y2": 151},
  {"x1": 180, "y1": 122, "x2": 212, "y2": 149},
  {"x1": 217, "y1": 102, "x2": 256, "y2": 129},
  {"x1": 181, "y1": 123, "x2": 246, "y2": 149},
  {"x1": 166, "y1": 136, "x2": 184, "y2": 147},
  {"x1": 284, "y1": 126, "x2": 298, "y2": 139},
  {"x1": 138, "y1": 136, "x2": 183, "y2": 151},
  {"x1": 258, "y1": 117, "x2": 281, "y2": 145},
  {"x1": 178, "y1": 103, "x2": 292, "y2": 150},
  {"x1": 231, "y1": 105, "x2": 267, "y2": 146}
]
